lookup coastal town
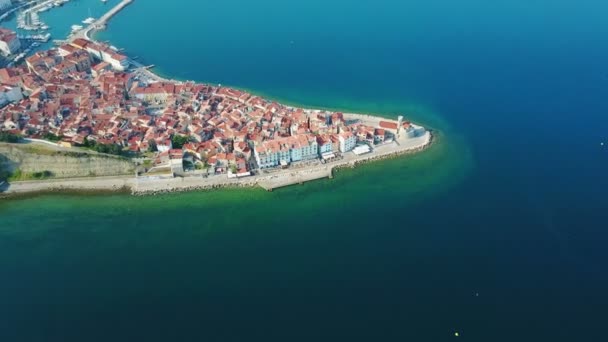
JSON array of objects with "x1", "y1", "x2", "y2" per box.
[{"x1": 0, "y1": 0, "x2": 431, "y2": 195}]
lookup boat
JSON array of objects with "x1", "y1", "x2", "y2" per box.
[
  {"x1": 13, "y1": 52, "x2": 26, "y2": 62},
  {"x1": 82, "y1": 17, "x2": 96, "y2": 25}
]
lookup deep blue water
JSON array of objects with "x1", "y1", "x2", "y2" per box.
[{"x1": 1, "y1": 0, "x2": 608, "y2": 341}]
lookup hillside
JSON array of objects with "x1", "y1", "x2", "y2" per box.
[{"x1": 0, "y1": 143, "x2": 135, "y2": 180}]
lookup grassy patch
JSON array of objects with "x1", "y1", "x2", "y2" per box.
[{"x1": 8, "y1": 169, "x2": 54, "y2": 181}]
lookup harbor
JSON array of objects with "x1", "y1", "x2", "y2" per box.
[
  {"x1": 0, "y1": 0, "x2": 131, "y2": 67},
  {"x1": 16, "y1": 0, "x2": 71, "y2": 31}
]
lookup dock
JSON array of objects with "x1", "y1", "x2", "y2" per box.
[
  {"x1": 93, "y1": 0, "x2": 133, "y2": 30},
  {"x1": 18, "y1": 33, "x2": 52, "y2": 43},
  {"x1": 258, "y1": 168, "x2": 333, "y2": 191},
  {"x1": 70, "y1": 0, "x2": 134, "y2": 42}
]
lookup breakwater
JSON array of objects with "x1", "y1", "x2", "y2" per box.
[{"x1": 71, "y1": 0, "x2": 133, "y2": 42}]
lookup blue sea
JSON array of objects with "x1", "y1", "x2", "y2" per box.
[{"x1": 1, "y1": 0, "x2": 608, "y2": 341}]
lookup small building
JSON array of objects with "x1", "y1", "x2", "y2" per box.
[
  {"x1": 353, "y1": 145, "x2": 371, "y2": 155},
  {"x1": 169, "y1": 149, "x2": 184, "y2": 174},
  {"x1": 378, "y1": 120, "x2": 399, "y2": 134},
  {"x1": 374, "y1": 128, "x2": 386, "y2": 144},
  {"x1": 321, "y1": 152, "x2": 336, "y2": 161}
]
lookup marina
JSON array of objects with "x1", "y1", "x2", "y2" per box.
[
  {"x1": 0, "y1": 0, "x2": 132, "y2": 67},
  {"x1": 17, "y1": 33, "x2": 51, "y2": 42},
  {"x1": 16, "y1": 0, "x2": 70, "y2": 31}
]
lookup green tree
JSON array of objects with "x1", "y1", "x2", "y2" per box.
[
  {"x1": 148, "y1": 139, "x2": 158, "y2": 152},
  {"x1": 43, "y1": 133, "x2": 62, "y2": 142},
  {"x1": 171, "y1": 135, "x2": 190, "y2": 149},
  {"x1": 0, "y1": 132, "x2": 21, "y2": 143}
]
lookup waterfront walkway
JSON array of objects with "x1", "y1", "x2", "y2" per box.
[{"x1": 1, "y1": 128, "x2": 432, "y2": 196}]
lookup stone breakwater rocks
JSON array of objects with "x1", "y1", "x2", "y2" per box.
[
  {"x1": 131, "y1": 179, "x2": 260, "y2": 196},
  {"x1": 2, "y1": 131, "x2": 433, "y2": 198},
  {"x1": 334, "y1": 133, "x2": 433, "y2": 171}
]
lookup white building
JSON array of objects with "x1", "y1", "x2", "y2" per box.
[
  {"x1": 0, "y1": 85, "x2": 23, "y2": 107},
  {"x1": 254, "y1": 140, "x2": 284, "y2": 169},
  {"x1": 0, "y1": 0, "x2": 12, "y2": 11},
  {"x1": 105, "y1": 51, "x2": 130, "y2": 71},
  {"x1": 0, "y1": 27, "x2": 21, "y2": 56},
  {"x1": 156, "y1": 138, "x2": 172, "y2": 153},
  {"x1": 81, "y1": 41, "x2": 130, "y2": 71},
  {"x1": 338, "y1": 132, "x2": 356, "y2": 153},
  {"x1": 404, "y1": 125, "x2": 417, "y2": 138},
  {"x1": 289, "y1": 135, "x2": 317, "y2": 162},
  {"x1": 255, "y1": 134, "x2": 318, "y2": 168}
]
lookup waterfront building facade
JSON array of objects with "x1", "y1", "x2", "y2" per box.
[
  {"x1": 71, "y1": 38, "x2": 129, "y2": 71},
  {"x1": 338, "y1": 132, "x2": 356, "y2": 153},
  {"x1": 255, "y1": 134, "x2": 318, "y2": 168},
  {"x1": 317, "y1": 135, "x2": 333, "y2": 156}
]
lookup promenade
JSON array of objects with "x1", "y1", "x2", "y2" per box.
[{"x1": 1, "y1": 126, "x2": 432, "y2": 197}]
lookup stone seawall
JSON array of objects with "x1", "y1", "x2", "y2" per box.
[
  {"x1": 131, "y1": 130, "x2": 433, "y2": 195},
  {"x1": 1, "y1": 131, "x2": 433, "y2": 197}
]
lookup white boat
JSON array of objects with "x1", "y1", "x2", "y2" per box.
[{"x1": 82, "y1": 17, "x2": 96, "y2": 25}]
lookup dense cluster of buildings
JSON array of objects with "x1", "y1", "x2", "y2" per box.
[{"x1": 0, "y1": 38, "x2": 418, "y2": 175}]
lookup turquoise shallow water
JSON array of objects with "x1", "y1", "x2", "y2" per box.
[{"x1": 2, "y1": 0, "x2": 608, "y2": 341}]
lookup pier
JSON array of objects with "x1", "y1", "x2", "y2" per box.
[
  {"x1": 18, "y1": 33, "x2": 52, "y2": 43},
  {"x1": 70, "y1": 0, "x2": 134, "y2": 42},
  {"x1": 16, "y1": 0, "x2": 67, "y2": 31}
]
